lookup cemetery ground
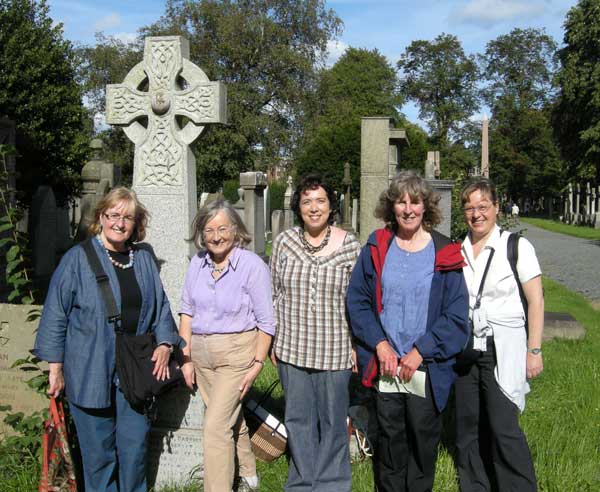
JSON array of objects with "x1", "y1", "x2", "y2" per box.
[
  {"x1": 2, "y1": 279, "x2": 599, "y2": 492},
  {"x1": 521, "y1": 217, "x2": 600, "y2": 241}
]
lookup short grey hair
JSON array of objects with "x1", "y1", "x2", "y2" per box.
[{"x1": 189, "y1": 199, "x2": 251, "y2": 249}]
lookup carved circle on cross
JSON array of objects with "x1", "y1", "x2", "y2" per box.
[{"x1": 119, "y1": 58, "x2": 211, "y2": 146}]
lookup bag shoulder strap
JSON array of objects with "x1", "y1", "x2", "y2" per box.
[
  {"x1": 81, "y1": 238, "x2": 121, "y2": 326},
  {"x1": 474, "y1": 248, "x2": 495, "y2": 310},
  {"x1": 506, "y1": 231, "x2": 529, "y2": 336}
]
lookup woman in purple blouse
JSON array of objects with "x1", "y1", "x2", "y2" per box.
[{"x1": 178, "y1": 200, "x2": 275, "y2": 492}]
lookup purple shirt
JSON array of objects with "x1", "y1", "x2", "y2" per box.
[{"x1": 179, "y1": 246, "x2": 275, "y2": 335}]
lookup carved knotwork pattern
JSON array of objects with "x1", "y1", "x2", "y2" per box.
[
  {"x1": 110, "y1": 88, "x2": 146, "y2": 120},
  {"x1": 149, "y1": 41, "x2": 177, "y2": 90},
  {"x1": 139, "y1": 117, "x2": 183, "y2": 186},
  {"x1": 175, "y1": 87, "x2": 216, "y2": 119}
]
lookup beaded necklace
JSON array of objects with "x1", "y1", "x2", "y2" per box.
[
  {"x1": 96, "y1": 235, "x2": 135, "y2": 270},
  {"x1": 298, "y1": 225, "x2": 331, "y2": 254}
]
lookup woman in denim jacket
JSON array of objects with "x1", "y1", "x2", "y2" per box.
[{"x1": 33, "y1": 187, "x2": 182, "y2": 492}]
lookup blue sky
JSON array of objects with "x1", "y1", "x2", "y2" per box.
[{"x1": 47, "y1": 0, "x2": 579, "y2": 123}]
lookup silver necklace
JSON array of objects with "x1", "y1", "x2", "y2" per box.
[{"x1": 299, "y1": 225, "x2": 331, "y2": 254}]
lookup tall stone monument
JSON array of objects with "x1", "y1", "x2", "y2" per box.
[
  {"x1": 106, "y1": 36, "x2": 227, "y2": 313},
  {"x1": 359, "y1": 117, "x2": 409, "y2": 243},
  {"x1": 106, "y1": 36, "x2": 227, "y2": 488},
  {"x1": 481, "y1": 114, "x2": 489, "y2": 178}
]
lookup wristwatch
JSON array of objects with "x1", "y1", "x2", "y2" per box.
[{"x1": 528, "y1": 348, "x2": 542, "y2": 355}]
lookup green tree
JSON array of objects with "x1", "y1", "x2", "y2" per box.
[
  {"x1": 296, "y1": 47, "x2": 401, "y2": 192},
  {"x1": 480, "y1": 28, "x2": 564, "y2": 202},
  {"x1": 480, "y1": 28, "x2": 557, "y2": 110},
  {"x1": 86, "y1": 0, "x2": 341, "y2": 192},
  {"x1": 0, "y1": 0, "x2": 88, "y2": 201},
  {"x1": 397, "y1": 34, "x2": 479, "y2": 147},
  {"x1": 553, "y1": 0, "x2": 600, "y2": 181}
]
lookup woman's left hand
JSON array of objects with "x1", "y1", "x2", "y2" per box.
[
  {"x1": 526, "y1": 352, "x2": 544, "y2": 379},
  {"x1": 239, "y1": 362, "x2": 263, "y2": 400},
  {"x1": 399, "y1": 348, "x2": 423, "y2": 383},
  {"x1": 152, "y1": 345, "x2": 172, "y2": 381}
]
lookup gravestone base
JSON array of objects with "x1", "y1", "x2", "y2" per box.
[
  {"x1": 543, "y1": 312, "x2": 585, "y2": 341},
  {"x1": 148, "y1": 387, "x2": 205, "y2": 488}
]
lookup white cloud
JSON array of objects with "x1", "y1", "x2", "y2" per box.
[
  {"x1": 94, "y1": 13, "x2": 121, "y2": 31},
  {"x1": 325, "y1": 39, "x2": 349, "y2": 67},
  {"x1": 452, "y1": 0, "x2": 547, "y2": 27}
]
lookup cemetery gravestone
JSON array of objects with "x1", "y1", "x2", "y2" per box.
[
  {"x1": 106, "y1": 35, "x2": 227, "y2": 314},
  {"x1": 106, "y1": 35, "x2": 227, "y2": 488},
  {"x1": 0, "y1": 304, "x2": 46, "y2": 437},
  {"x1": 283, "y1": 176, "x2": 294, "y2": 230},
  {"x1": 359, "y1": 117, "x2": 408, "y2": 243},
  {"x1": 240, "y1": 171, "x2": 267, "y2": 256}
]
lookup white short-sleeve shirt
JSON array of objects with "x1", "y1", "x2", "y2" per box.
[{"x1": 462, "y1": 225, "x2": 541, "y2": 337}]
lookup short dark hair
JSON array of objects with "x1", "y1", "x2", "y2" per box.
[
  {"x1": 291, "y1": 174, "x2": 338, "y2": 226},
  {"x1": 460, "y1": 178, "x2": 498, "y2": 206}
]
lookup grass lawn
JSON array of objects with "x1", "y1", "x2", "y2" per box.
[
  {"x1": 2, "y1": 277, "x2": 599, "y2": 491},
  {"x1": 521, "y1": 217, "x2": 600, "y2": 240}
]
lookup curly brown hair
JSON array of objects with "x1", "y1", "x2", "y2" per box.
[{"x1": 374, "y1": 170, "x2": 442, "y2": 232}]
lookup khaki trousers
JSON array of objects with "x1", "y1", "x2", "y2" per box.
[{"x1": 192, "y1": 330, "x2": 257, "y2": 492}]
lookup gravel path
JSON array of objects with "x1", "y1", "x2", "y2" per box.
[{"x1": 514, "y1": 222, "x2": 600, "y2": 303}]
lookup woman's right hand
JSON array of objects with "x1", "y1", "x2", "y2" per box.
[
  {"x1": 181, "y1": 361, "x2": 196, "y2": 390},
  {"x1": 47, "y1": 362, "x2": 64, "y2": 398},
  {"x1": 376, "y1": 340, "x2": 399, "y2": 377}
]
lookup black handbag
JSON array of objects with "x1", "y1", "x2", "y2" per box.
[{"x1": 82, "y1": 239, "x2": 184, "y2": 416}]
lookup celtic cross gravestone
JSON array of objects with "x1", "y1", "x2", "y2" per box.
[
  {"x1": 106, "y1": 36, "x2": 227, "y2": 488},
  {"x1": 106, "y1": 36, "x2": 227, "y2": 313}
]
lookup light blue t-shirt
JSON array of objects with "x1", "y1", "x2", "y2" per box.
[{"x1": 380, "y1": 238, "x2": 435, "y2": 356}]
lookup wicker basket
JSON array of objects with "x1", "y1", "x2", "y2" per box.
[{"x1": 243, "y1": 381, "x2": 287, "y2": 462}]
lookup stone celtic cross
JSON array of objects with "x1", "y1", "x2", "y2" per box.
[{"x1": 106, "y1": 36, "x2": 226, "y2": 187}]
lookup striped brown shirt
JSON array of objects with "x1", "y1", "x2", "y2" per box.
[{"x1": 270, "y1": 227, "x2": 361, "y2": 371}]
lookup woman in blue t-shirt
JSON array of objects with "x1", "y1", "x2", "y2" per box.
[{"x1": 347, "y1": 171, "x2": 469, "y2": 492}]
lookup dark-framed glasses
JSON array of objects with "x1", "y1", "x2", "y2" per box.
[
  {"x1": 463, "y1": 204, "x2": 492, "y2": 216},
  {"x1": 103, "y1": 212, "x2": 135, "y2": 224}
]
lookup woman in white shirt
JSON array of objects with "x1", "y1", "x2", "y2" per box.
[{"x1": 455, "y1": 178, "x2": 544, "y2": 492}]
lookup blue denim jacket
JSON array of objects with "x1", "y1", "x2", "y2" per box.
[{"x1": 33, "y1": 239, "x2": 182, "y2": 408}]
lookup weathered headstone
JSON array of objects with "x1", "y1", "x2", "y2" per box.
[
  {"x1": 425, "y1": 151, "x2": 440, "y2": 180},
  {"x1": 575, "y1": 183, "x2": 581, "y2": 224},
  {"x1": 271, "y1": 210, "x2": 284, "y2": 242},
  {"x1": 425, "y1": 179, "x2": 453, "y2": 237},
  {"x1": 568, "y1": 183, "x2": 574, "y2": 223},
  {"x1": 352, "y1": 198, "x2": 358, "y2": 232},
  {"x1": 585, "y1": 182, "x2": 591, "y2": 223},
  {"x1": 283, "y1": 176, "x2": 294, "y2": 230},
  {"x1": 106, "y1": 35, "x2": 227, "y2": 314},
  {"x1": 240, "y1": 171, "x2": 267, "y2": 256},
  {"x1": 341, "y1": 162, "x2": 354, "y2": 233},
  {"x1": 359, "y1": 117, "x2": 409, "y2": 243},
  {"x1": 106, "y1": 35, "x2": 227, "y2": 488},
  {"x1": 30, "y1": 186, "x2": 57, "y2": 294},
  {"x1": 0, "y1": 304, "x2": 47, "y2": 437}
]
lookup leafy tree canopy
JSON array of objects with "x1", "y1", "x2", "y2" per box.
[
  {"x1": 480, "y1": 27, "x2": 557, "y2": 111},
  {"x1": 397, "y1": 33, "x2": 479, "y2": 147},
  {"x1": 296, "y1": 47, "x2": 408, "y2": 193},
  {"x1": 0, "y1": 0, "x2": 88, "y2": 201},
  {"x1": 553, "y1": 0, "x2": 600, "y2": 181}
]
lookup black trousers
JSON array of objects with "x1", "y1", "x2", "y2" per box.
[
  {"x1": 374, "y1": 380, "x2": 442, "y2": 492},
  {"x1": 454, "y1": 340, "x2": 537, "y2": 492}
]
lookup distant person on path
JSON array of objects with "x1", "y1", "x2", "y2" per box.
[
  {"x1": 512, "y1": 202, "x2": 520, "y2": 218},
  {"x1": 455, "y1": 178, "x2": 544, "y2": 492},
  {"x1": 178, "y1": 200, "x2": 274, "y2": 492},
  {"x1": 347, "y1": 171, "x2": 469, "y2": 492},
  {"x1": 270, "y1": 174, "x2": 361, "y2": 492},
  {"x1": 33, "y1": 187, "x2": 182, "y2": 492}
]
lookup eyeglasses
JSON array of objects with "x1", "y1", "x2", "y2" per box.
[
  {"x1": 203, "y1": 226, "x2": 234, "y2": 239},
  {"x1": 103, "y1": 213, "x2": 135, "y2": 224},
  {"x1": 463, "y1": 204, "x2": 492, "y2": 216}
]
